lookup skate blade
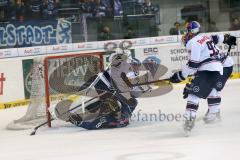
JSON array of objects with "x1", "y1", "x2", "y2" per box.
[{"x1": 203, "y1": 118, "x2": 221, "y2": 124}]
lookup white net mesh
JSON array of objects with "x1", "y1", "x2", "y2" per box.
[
  {"x1": 7, "y1": 58, "x2": 46, "y2": 130},
  {"x1": 7, "y1": 53, "x2": 102, "y2": 130}
]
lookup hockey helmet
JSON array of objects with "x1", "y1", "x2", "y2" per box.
[
  {"x1": 182, "y1": 21, "x2": 201, "y2": 45},
  {"x1": 109, "y1": 49, "x2": 128, "y2": 67}
]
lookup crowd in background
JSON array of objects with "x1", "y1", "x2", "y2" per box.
[
  {"x1": 0, "y1": 0, "x2": 59, "y2": 22},
  {"x1": 1, "y1": 0, "x2": 239, "y2": 43},
  {"x1": 0, "y1": 0, "x2": 159, "y2": 22}
]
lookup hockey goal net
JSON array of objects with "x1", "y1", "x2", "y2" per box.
[{"x1": 7, "y1": 52, "x2": 104, "y2": 130}]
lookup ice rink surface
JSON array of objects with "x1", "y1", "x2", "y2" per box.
[{"x1": 0, "y1": 80, "x2": 240, "y2": 160}]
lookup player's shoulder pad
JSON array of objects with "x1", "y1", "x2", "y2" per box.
[
  {"x1": 186, "y1": 35, "x2": 201, "y2": 49},
  {"x1": 212, "y1": 34, "x2": 224, "y2": 44}
]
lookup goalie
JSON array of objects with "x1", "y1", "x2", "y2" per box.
[{"x1": 54, "y1": 50, "x2": 145, "y2": 130}]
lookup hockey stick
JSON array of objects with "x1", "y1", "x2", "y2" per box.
[
  {"x1": 220, "y1": 44, "x2": 232, "y2": 63},
  {"x1": 132, "y1": 78, "x2": 169, "y2": 87},
  {"x1": 30, "y1": 91, "x2": 107, "y2": 136},
  {"x1": 77, "y1": 79, "x2": 171, "y2": 96},
  {"x1": 226, "y1": 44, "x2": 232, "y2": 56}
]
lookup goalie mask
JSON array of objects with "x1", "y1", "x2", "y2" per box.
[
  {"x1": 182, "y1": 21, "x2": 201, "y2": 46},
  {"x1": 109, "y1": 49, "x2": 128, "y2": 67}
]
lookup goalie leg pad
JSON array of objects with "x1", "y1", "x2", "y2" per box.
[{"x1": 54, "y1": 99, "x2": 73, "y2": 121}]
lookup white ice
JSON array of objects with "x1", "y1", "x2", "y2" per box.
[{"x1": 0, "y1": 80, "x2": 240, "y2": 160}]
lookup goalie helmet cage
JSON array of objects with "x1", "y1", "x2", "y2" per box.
[{"x1": 6, "y1": 52, "x2": 104, "y2": 130}]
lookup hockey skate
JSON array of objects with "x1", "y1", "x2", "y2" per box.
[
  {"x1": 183, "y1": 116, "x2": 196, "y2": 137},
  {"x1": 203, "y1": 109, "x2": 221, "y2": 124}
]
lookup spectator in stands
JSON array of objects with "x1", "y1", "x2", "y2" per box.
[
  {"x1": 30, "y1": 0, "x2": 43, "y2": 19},
  {"x1": 98, "y1": 25, "x2": 114, "y2": 40},
  {"x1": 92, "y1": 0, "x2": 107, "y2": 17},
  {"x1": 70, "y1": 0, "x2": 78, "y2": 6},
  {"x1": 78, "y1": 0, "x2": 114, "y2": 18},
  {"x1": 114, "y1": 0, "x2": 123, "y2": 16},
  {"x1": 79, "y1": 0, "x2": 92, "y2": 13},
  {"x1": 15, "y1": 0, "x2": 27, "y2": 21},
  {"x1": 169, "y1": 21, "x2": 182, "y2": 35},
  {"x1": 0, "y1": 10, "x2": 5, "y2": 22},
  {"x1": 0, "y1": 0, "x2": 8, "y2": 6},
  {"x1": 0, "y1": 0, "x2": 12, "y2": 22},
  {"x1": 124, "y1": 26, "x2": 136, "y2": 39},
  {"x1": 42, "y1": 0, "x2": 59, "y2": 20},
  {"x1": 229, "y1": 18, "x2": 240, "y2": 31},
  {"x1": 101, "y1": 0, "x2": 113, "y2": 17},
  {"x1": 141, "y1": 0, "x2": 159, "y2": 15},
  {"x1": 207, "y1": 21, "x2": 219, "y2": 32}
]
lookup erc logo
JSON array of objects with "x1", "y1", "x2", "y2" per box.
[{"x1": 0, "y1": 73, "x2": 6, "y2": 95}]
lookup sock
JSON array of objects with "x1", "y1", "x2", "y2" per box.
[
  {"x1": 207, "y1": 97, "x2": 221, "y2": 114},
  {"x1": 184, "y1": 102, "x2": 199, "y2": 119}
]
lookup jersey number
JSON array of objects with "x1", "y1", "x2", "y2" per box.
[{"x1": 206, "y1": 41, "x2": 219, "y2": 57}]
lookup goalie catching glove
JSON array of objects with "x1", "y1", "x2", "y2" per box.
[{"x1": 169, "y1": 71, "x2": 186, "y2": 83}]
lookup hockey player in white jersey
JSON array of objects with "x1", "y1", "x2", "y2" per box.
[
  {"x1": 169, "y1": 21, "x2": 236, "y2": 135},
  {"x1": 202, "y1": 34, "x2": 236, "y2": 123}
]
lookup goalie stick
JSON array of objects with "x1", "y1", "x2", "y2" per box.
[
  {"x1": 132, "y1": 78, "x2": 169, "y2": 87},
  {"x1": 30, "y1": 91, "x2": 107, "y2": 136}
]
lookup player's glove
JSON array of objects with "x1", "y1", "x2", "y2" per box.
[
  {"x1": 223, "y1": 34, "x2": 237, "y2": 46},
  {"x1": 169, "y1": 71, "x2": 185, "y2": 83}
]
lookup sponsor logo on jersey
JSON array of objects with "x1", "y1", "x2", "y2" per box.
[
  {"x1": 193, "y1": 86, "x2": 200, "y2": 92},
  {"x1": 0, "y1": 73, "x2": 6, "y2": 95},
  {"x1": 197, "y1": 36, "x2": 210, "y2": 44},
  {"x1": 96, "y1": 117, "x2": 107, "y2": 128},
  {"x1": 216, "y1": 82, "x2": 223, "y2": 88}
]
